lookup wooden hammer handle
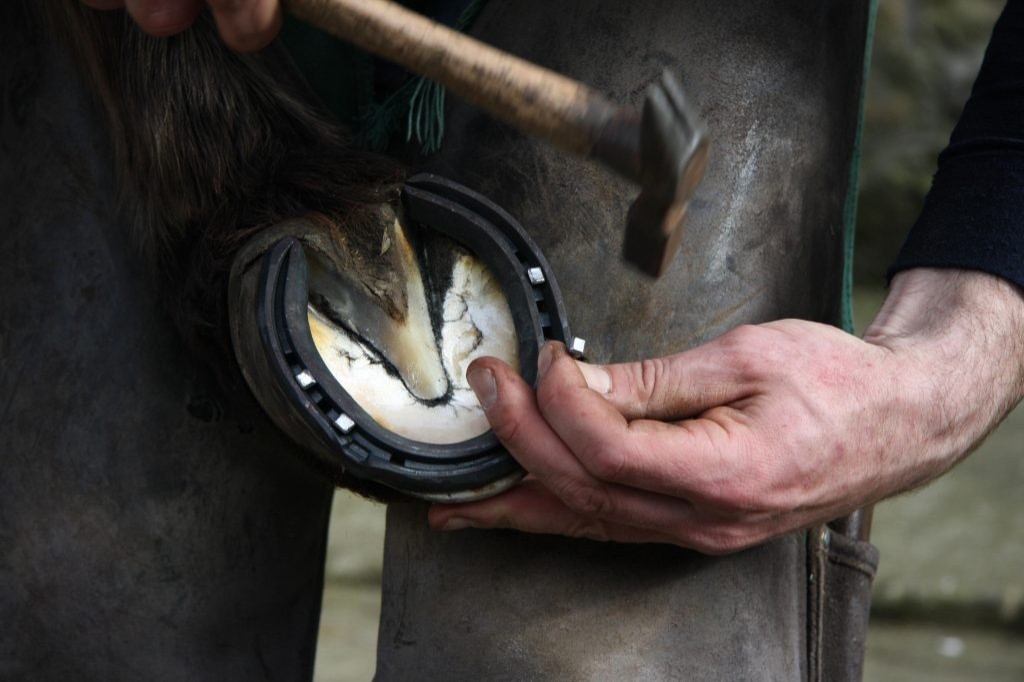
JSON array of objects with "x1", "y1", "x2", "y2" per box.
[{"x1": 286, "y1": 0, "x2": 619, "y2": 156}]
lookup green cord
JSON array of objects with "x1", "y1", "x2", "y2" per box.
[
  {"x1": 840, "y1": 0, "x2": 880, "y2": 334},
  {"x1": 405, "y1": 77, "x2": 447, "y2": 153},
  {"x1": 358, "y1": 0, "x2": 487, "y2": 154}
]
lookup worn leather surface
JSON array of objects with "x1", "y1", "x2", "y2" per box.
[
  {"x1": 376, "y1": 1, "x2": 871, "y2": 680},
  {"x1": 808, "y1": 529, "x2": 881, "y2": 682},
  {"x1": 0, "y1": 7, "x2": 334, "y2": 681}
]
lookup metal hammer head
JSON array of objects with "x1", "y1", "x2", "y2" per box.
[{"x1": 623, "y1": 72, "x2": 708, "y2": 278}]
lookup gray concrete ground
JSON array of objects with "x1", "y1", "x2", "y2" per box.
[
  {"x1": 864, "y1": 622, "x2": 1024, "y2": 682},
  {"x1": 313, "y1": 493, "x2": 385, "y2": 682},
  {"x1": 316, "y1": 581, "x2": 382, "y2": 682},
  {"x1": 313, "y1": 288, "x2": 1024, "y2": 680}
]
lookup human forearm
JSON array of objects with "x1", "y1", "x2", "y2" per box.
[
  {"x1": 429, "y1": 268, "x2": 1024, "y2": 551},
  {"x1": 863, "y1": 267, "x2": 1024, "y2": 486}
]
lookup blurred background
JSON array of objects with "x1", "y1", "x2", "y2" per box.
[
  {"x1": 856, "y1": 2, "x2": 1023, "y2": 680},
  {"x1": 314, "y1": 2, "x2": 1024, "y2": 679}
]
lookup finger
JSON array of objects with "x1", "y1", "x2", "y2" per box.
[
  {"x1": 428, "y1": 479, "x2": 686, "y2": 545},
  {"x1": 574, "y1": 335, "x2": 757, "y2": 422},
  {"x1": 123, "y1": 0, "x2": 202, "y2": 36},
  {"x1": 466, "y1": 357, "x2": 700, "y2": 533},
  {"x1": 431, "y1": 480, "x2": 779, "y2": 555},
  {"x1": 207, "y1": 0, "x2": 282, "y2": 52},
  {"x1": 539, "y1": 342, "x2": 755, "y2": 498}
]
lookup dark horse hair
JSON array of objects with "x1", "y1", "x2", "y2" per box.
[
  {"x1": 40, "y1": 0, "x2": 405, "y2": 389},
  {"x1": 39, "y1": 2, "x2": 407, "y2": 496}
]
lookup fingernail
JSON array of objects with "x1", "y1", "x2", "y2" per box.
[
  {"x1": 441, "y1": 517, "x2": 475, "y2": 531},
  {"x1": 537, "y1": 342, "x2": 554, "y2": 378},
  {"x1": 577, "y1": 362, "x2": 611, "y2": 395},
  {"x1": 467, "y1": 368, "x2": 497, "y2": 410}
]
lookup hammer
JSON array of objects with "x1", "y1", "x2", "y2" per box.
[{"x1": 286, "y1": 0, "x2": 708, "y2": 278}]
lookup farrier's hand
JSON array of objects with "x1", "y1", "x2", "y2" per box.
[
  {"x1": 429, "y1": 268, "x2": 1024, "y2": 553},
  {"x1": 80, "y1": 0, "x2": 281, "y2": 51}
]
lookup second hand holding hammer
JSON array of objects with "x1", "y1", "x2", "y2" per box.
[{"x1": 286, "y1": 0, "x2": 708, "y2": 277}]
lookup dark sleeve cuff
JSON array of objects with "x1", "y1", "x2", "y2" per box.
[
  {"x1": 888, "y1": 153, "x2": 1024, "y2": 289},
  {"x1": 887, "y1": 0, "x2": 1024, "y2": 289}
]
